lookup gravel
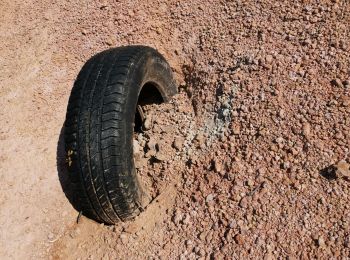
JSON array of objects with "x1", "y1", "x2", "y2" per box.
[{"x1": 2, "y1": 0, "x2": 349, "y2": 259}]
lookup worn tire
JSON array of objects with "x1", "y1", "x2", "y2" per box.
[{"x1": 64, "y1": 46, "x2": 177, "y2": 224}]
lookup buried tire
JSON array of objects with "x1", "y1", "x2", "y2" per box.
[{"x1": 64, "y1": 46, "x2": 177, "y2": 224}]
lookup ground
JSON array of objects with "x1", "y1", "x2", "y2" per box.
[{"x1": 0, "y1": 0, "x2": 349, "y2": 259}]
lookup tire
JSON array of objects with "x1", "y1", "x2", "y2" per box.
[{"x1": 64, "y1": 46, "x2": 177, "y2": 224}]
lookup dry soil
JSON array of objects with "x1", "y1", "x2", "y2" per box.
[{"x1": 0, "y1": 0, "x2": 350, "y2": 259}]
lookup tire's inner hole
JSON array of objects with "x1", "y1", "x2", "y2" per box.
[{"x1": 134, "y1": 83, "x2": 163, "y2": 132}]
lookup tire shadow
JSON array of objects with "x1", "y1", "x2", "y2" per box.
[{"x1": 56, "y1": 125, "x2": 81, "y2": 212}]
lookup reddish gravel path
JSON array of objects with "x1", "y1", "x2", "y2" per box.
[{"x1": 0, "y1": 0, "x2": 349, "y2": 259}]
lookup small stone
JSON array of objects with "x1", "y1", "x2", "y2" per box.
[
  {"x1": 344, "y1": 235, "x2": 350, "y2": 248},
  {"x1": 173, "y1": 136, "x2": 185, "y2": 151},
  {"x1": 302, "y1": 122, "x2": 311, "y2": 138},
  {"x1": 335, "y1": 160, "x2": 350, "y2": 179},
  {"x1": 265, "y1": 55, "x2": 273, "y2": 64},
  {"x1": 194, "y1": 132, "x2": 205, "y2": 148},
  {"x1": 185, "y1": 239, "x2": 192, "y2": 247},
  {"x1": 155, "y1": 152, "x2": 167, "y2": 161},
  {"x1": 239, "y1": 196, "x2": 248, "y2": 208},
  {"x1": 146, "y1": 137, "x2": 157, "y2": 151},
  {"x1": 199, "y1": 231, "x2": 206, "y2": 241},
  {"x1": 143, "y1": 116, "x2": 152, "y2": 130},
  {"x1": 133, "y1": 140, "x2": 142, "y2": 154},
  {"x1": 234, "y1": 234, "x2": 245, "y2": 245},
  {"x1": 213, "y1": 159, "x2": 222, "y2": 173},
  {"x1": 282, "y1": 161, "x2": 290, "y2": 169},
  {"x1": 172, "y1": 209, "x2": 182, "y2": 224},
  {"x1": 317, "y1": 236, "x2": 325, "y2": 247},
  {"x1": 232, "y1": 124, "x2": 240, "y2": 135},
  {"x1": 206, "y1": 194, "x2": 214, "y2": 203},
  {"x1": 340, "y1": 95, "x2": 350, "y2": 107},
  {"x1": 156, "y1": 27, "x2": 163, "y2": 34},
  {"x1": 81, "y1": 29, "x2": 87, "y2": 35},
  {"x1": 120, "y1": 233, "x2": 128, "y2": 245},
  {"x1": 105, "y1": 37, "x2": 115, "y2": 46},
  {"x1": 275, "y1": 137, "x2": 284, "y2": 143},
  {"x1": 331, "y1": 78, "x2": 344, "y2": 88},
  {"x1": 279, "y1": 109, "x2": 285, "y2": 118},
  {"x1": 182, "y1": 214, "x2": 191, "y2": 225}
]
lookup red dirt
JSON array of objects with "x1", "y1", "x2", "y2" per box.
[{"x1": 0, "y1": 0, "x2": 349, "y2": 259}]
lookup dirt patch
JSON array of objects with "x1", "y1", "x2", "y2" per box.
[{"x1": 133, "y1": 92, "x2": 195, "y2": 200}]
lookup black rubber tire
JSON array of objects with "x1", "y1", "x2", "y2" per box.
[{"x1": 64, "y1": 46, "x2": 177, "y2": 224}]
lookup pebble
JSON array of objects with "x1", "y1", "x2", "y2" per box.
[
  {"x1": 206, "y1": 194, "x2": 214, "y2": 203},
  {"x1": 302, "y1": 122, "x2": 311, "y2": 138},
  {"x1": 232, "y1": 124, "x2": 240, "y2": 135},
  {"x1": 335, "y1": 160, "x2": 350, "y2": 179},
  {"x1": 143, "y1": 116, "x2": 152, "y2": 130},
  {"x1": 341, "y1": 95, "x2": 350, "y2": 107},
  {"x1": 234, "y1": 234, "x2": 245, "y2": 245},
  {"x1": 317, "y1": 236, "x2": 325, "y2": 247},
  {"x1": 194, "y1": 132, "x2": 205, "y2": 148},
  {"x1": 120, "y1": 233, "x2": 128, "y2": 245},
  {"x1": 275, "y1": 137, "x2": 284, "y2": 144},
  {"x1": 133, "y1": 140, "x2": 142, "y2": 154},
  {"x1": 239, "y1": 196, "x2": 248, "y2": 208},
  {"x1": 173, "y1": 136, "x2": 185, "y2": 151},
  {"x1": 265, "y1": 55, "x2": 273, "y2": 64},
  {"x1": 146, "y1": 137, "x2": 157, "y2": 151},
  {"x1": 172, "y1": 209, "x2": 183, "y2": 224},
  {"x1": 213, "y1": 159, "x2": 222, "y2": 173}
]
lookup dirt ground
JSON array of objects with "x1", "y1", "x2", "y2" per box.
[{"x1": 1, "y1": 0, "x2": 350, "y2": 259}]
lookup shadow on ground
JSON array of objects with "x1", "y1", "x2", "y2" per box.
[
  {"x1": 320, "y1": 165, "x2": 337, "y2": 180},
  {"x1": 56, "y1": 125, "x2": 81, "y2": 213}
]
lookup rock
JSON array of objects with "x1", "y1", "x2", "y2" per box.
[
  {"x1": 234, "y1": 234, "x2": 245, "y2": 245},
  {"x1": 133, "y1": 140, "x2": 142, "y2": 154},
  {"x1": 146, "y1": 137, "x2": 157, "y2": 152},
  {"x1": 172, "y1": 209, "x2": 182, "y2": 224},
  {"x1": 105, "y1": 37, "x2": 115, "y2": 46},
  {"x1": 185, "y1": 239, "x2": 192, "y2": 248},
  {"x1": 213, "y1": 159, "x2": 223, "y2": 173},
  {"x1": 302, "y1": 122, "x2": 311, "y2": 138},
  {"x1": 199, "y1": 231, "x2": 206, "y2": 241},
  {"x1": 232, "y1": 124, "x2": 240, "y2": 135},
  {"x1": 155, "y1": 152, "x2": 167, "y2": 161},
  {"x1": 265, "y1": 54, "x2": 273, "y2": 64},
  {"x1": 194, "y1": 132, "x2": 205, "y2": 148},
  {"x1": 48, "y1": 233, "x2": 55, "y2": 240},
  {"x1": 340, "y1": 95, "x2": 350, "y2": 107},
  {"x1": 206, "y1": 194, "x2": 214, "y2": 203},
  {"x1": 275, "y1": 137, "x2": 284, "y2": 144},
  {"x1": 317, "y1": 236, "x2": 325, "y2": 247},
  {"x1": 143, "y1": 116, "x2": 152, "y2": 130},
  {"x1": 120, "y1": 233, "x2": 128, "y2": 245},
  {"x1": 335, "y1": 160, "x2": 350, "y2": 179},
  {"x1": 239, "y1": 196, "x2": 248, "y2": 208},
  {"x1": 331, "y1": 78, "x2": 344, "y2": 88},
  {"x1": 173, "y1": 136, "x2": 185, "y2": 151},
  {"x1": 344, "y1": 235, "x2": 350, "y2": 248}
]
